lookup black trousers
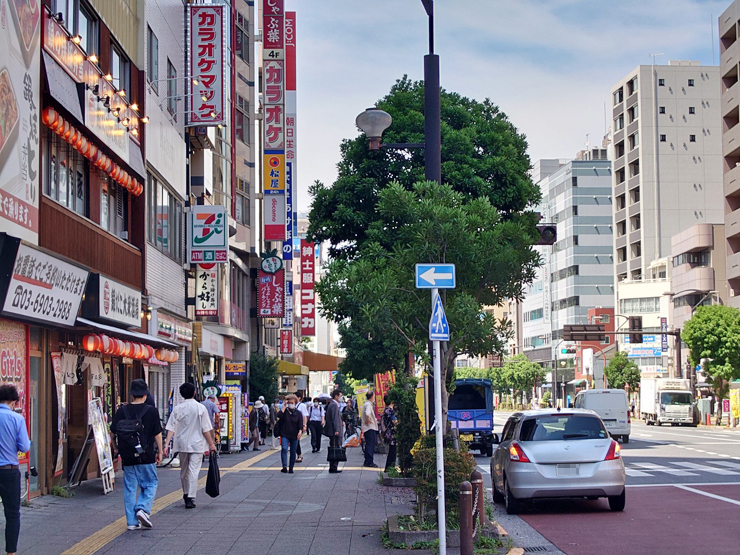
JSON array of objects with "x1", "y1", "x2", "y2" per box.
[
  {"x1": 0, "y1": 468, "x2": 21, "y2": 553},
  {"x1": 258, "y1": 421, "x2": 267, "y2": 442},
  {"x1": 308, "y1": 421, "x2": 323, "y2": 451},
  {"x1": 385, "y1": 443, "x2": 397, "y2": 471},
  {"x1": 329, "y1": 435, "x2": 341, "y2": 471},
  {"x1": 364, "y1": 429, "x2": 377, "y2": 466}
]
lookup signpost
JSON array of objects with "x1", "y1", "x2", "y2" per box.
[{"x1": 415, "y1": 263, "x2": 455, "y2": 552}]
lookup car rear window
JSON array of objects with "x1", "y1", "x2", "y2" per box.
[
  {"x1": 519, "y1": 415, "x2": 608, "y2": 441},
  {"x1": 585, "y1": 393, "x2": 627, "y2": 410}
]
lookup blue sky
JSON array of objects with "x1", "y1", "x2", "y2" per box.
[{"x1": 287, "y1": 0, "x2": 729, "y2": 211}]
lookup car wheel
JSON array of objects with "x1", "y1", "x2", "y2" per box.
[
  {"x1": 479, "y1": 446, "x2": 486, "y2": 457},
  {"x1": 492, "y1": 478, "x2": 504, "y2": 503},
  {"x1": 622, "y1": 435, "x2": 629, "y2": 444},
  {"x1": 656, "y1": 420, "x2": 662, "y2": 426},
  {"x1": 504, "y1": 477, "x2": 521, "y2": 515},
  {"x1": 608, "y1": 489, "x2": 626, "y2": 511},
  {"x1": 486, "y1": 443, "x2": 493, "y2": 457}
]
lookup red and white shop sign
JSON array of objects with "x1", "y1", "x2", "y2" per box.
[
  {"x1": 258, "y1": 255, "x2": 284, "y2": 318},
  {"x1": 189, "y1": 5, "x2": 225, "y2": 125},
  {"x1": 263, "y1": 0, "x2": 284, "y2": 58},
  {"x1": 264, "y1": 194, "x2": 286, "y2": 241},
  {"x1": 300, "y1": 240, "x2": 315, "y2": 336},
  {"x1": 0, "y1": 319, "x2": 29, "y2": 424},
  {"x1": 280, "y1": 329, "x2": 292, "y2": 355}
]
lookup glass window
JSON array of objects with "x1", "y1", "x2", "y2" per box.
[
  {"x1": 658, "y1": 78, "x2": 665, "y2": 86},
  {"x1": 55, "y1": 0, "x2": 75, "y2": 30},
  {"x1": 167, "y1": 59, "x2": 177, "y2": 118},
  {"x1": 77, "y1": 5, "x2": 97, "y2": 55},
  {"x1": 236, "y1": 110, "x2": 249, "y2": 144},
  {"x1": 43, "y1": 128, "x2": 87, "y2": 216},
  {"x1": 519, "y1": 415, "x2": 607, "y2": 441},
  {"x1": 148, "y1": 172, "x2": 183, "y2": 261},
  {"x1": 148, "y1": 26, "x2": 159, "y2": 93},
  {"x1": 688, "y1": 79, "x2": 695, "y2": 87}
]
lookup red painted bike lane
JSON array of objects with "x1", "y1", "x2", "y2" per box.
[{"x1": 518, "y1": 484, "x2": 740, "y2": 554}]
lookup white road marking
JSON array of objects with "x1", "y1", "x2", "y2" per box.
[
  {"x1": 624, "y1": 468, "x2": 652, "y2": 477},
  {"x1": 674, "y1": 485, "x2": 740, "y2": 506},
  {"x1": 632, "y1": 462, "x2": 698, "y2": 476},
  {"x1": 672, "y1": 462, "x2": 739, "y2": 475},
  {"x1": 477, "y1": 465, "x2": 490, "y2": 474},
  {"x1": 712, "y1": 461, "x2": 740, "y2": 470},
  {"x1": 628, "y1": 481, "x2": 740, "y2": 488}
]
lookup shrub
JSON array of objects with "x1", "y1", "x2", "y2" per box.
[
  {"x1": 411, "y1": 446, "x2": 476, "y2": 517},
  {"x1": 386, "y1": 372, "x2": 421, "y2": 475}
]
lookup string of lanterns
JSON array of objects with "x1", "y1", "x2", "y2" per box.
[
  {"x1": 41, "y1": 107, "x2": 143, "y2": 197},
  {"x1": 82, "y1": 334, "x2": 179, "y2": 362}
]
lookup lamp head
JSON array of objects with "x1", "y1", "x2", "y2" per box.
[{"x1": 355, "y1": 107, "x2": 392, "y2": 150}]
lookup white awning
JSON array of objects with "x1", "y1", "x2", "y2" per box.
[{"x1": 76, "y1": 317, "x2": 179, "y2": 348}]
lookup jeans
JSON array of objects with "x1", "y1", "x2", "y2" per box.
[
  {"x1": 364, "y1": 429, "x2": 377, "y2": 466},
  {"x1": 0, "y1": 468, "x2": 21, "y2": 552},
  {"x1": 122, "y1": 463, "x2": 158, "y2": 526},
  {"x1": 385, "y1": 443, "x2": 397, "y2": 471},
  {"x1": 308, "y1": 421, "x2": 323, "y2": 451},
  {"x1": 281, "y1": 437, "x2": 298, "y2": 469}
]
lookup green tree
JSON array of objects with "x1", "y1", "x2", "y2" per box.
[
  {"x1": 682, "y1": 305, "x2": 740, "y2": 423},
  {"x1": 503, "y1": 354, "x2": 547, "y2": 402},
  {"x1": 603, "y1": 352, "x2": 641, "y2": 391},
  {"x1": 247, "y1": 352, "x2": 279, "y2": 403},
  {"x1": 385, "y1": 372, "x2": 421, "y2": 475}
]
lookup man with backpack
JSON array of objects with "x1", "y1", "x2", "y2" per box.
[
  {"x1": 307, "y1": 398, "x2": 325, "y2": 452},
  {"x1": 257, "y1": 398, "x2": 269, "y2": 445},
  {"x1": 110, "y1": 379, "x2": 163, "y2": 530}
]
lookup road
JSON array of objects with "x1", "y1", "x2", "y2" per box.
[{"x1": 474, "y1": 411, "x2": 740, "y2": 555}]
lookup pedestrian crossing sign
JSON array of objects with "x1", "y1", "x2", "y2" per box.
[{"x1": 429, "y1": 294, "x2": 450, "y2": 341}]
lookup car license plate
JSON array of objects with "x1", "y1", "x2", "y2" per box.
[
  {"x1": 460, "y1": 434, "x2": 474, "y2": 442},
  {"x1": 557, "y1": 464, "x2": 580, "y2": 477},
  {"x1": 604, "y1": 420, "x2": 617, "y2": 427}
]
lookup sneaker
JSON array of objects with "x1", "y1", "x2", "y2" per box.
[
  {"x1": 127, "y1": 524, "x2": 142, "y2": 531},
  {"x1": 135, "y1": 509, "x2": 152, "y2": 528},
  {"x1": 185, "y1": 497, "x2": 196, "y2": 509},
  {"x1": 281, "y1": 467, "x2": 288, "y2": 473},
  {"x1": 288, "y1": 468, "x2": 294, "y2": 473},
  {"x1": 253, "y1": 448, "x2": 260, "y2": 451},
  {"x1": 364, "y1": 463, "x2": 379, "y2": 468}
]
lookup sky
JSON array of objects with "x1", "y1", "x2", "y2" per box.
[{"x1": 287, "y1": 0, "x2": 729, "y2": 212}]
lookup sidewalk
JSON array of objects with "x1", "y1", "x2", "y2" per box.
[{"x1": 6, "y1": 438, "x2": 431, "y2": 555}]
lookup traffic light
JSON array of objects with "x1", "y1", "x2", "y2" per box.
[
  {"x1": 561, "y1": 347, "x2": 576, "y2": 355},
  {"x1": 628, "y1": 316, "x2": 643, "y2": 344},
  {"x1": 536, "y1": 224, "x2": 557, "y2": 245}
]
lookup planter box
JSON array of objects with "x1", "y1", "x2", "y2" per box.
[
  {"x1": 387, "y1": 514, "x2": 500, "y2": 549},
  {"x1": 382, "y1": 473, "x2": 417, "y2": 487}
]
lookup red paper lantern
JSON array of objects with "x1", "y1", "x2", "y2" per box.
[
  {"x1": 99, "y1": 335, "x2": 113, "y2": 354},
  {"x1": 63, "y1": 123, "x2": 73, "y2": 141},
  {"x1": 88, "y1": 144, "x2": 98, "y2": 161},
  {"x1": 144, "y1": 345, "x2": 154, "y2": 359},
  {"x1": 112, "y1": 338, "x2": 125, "y2": 356},
  {"x1": 154, "y1": 348, "x2": 166, "y2": 362},
  {"x1": 74, "y1": 133, "x2": 84, "y2": 151},
  {"x1": 133, "y1": 343, "x2": 143, "y2": 359},
  {"x1": 82, "y1": 334, "x2": 101, "y2": 352},
  {"x1": 42, "y1": 107, "x2": 57, "y2": 127},
  {"x1": 110, "y1": 165, "x2": 120, "y2": 181},
  {"x1": 169, "y1": 350, "x2": 179, "y2": 363},
  {"x1": 103, "y1": 157, "x2": 112, "y2": 173},
  {"x1": 78, "y1": 136, "x2": 87, "y2": 154},
  {"x1": 55, "y1": 119, "x2": 67, "y2": 136}
]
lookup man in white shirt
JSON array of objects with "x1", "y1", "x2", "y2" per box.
[
  {"x1": 163, "y1": 383, "x2": 217, "y2": 509},
  {"x1": 307, "y1": 398, "x2": 325, "y2": 452},
  {"x1": 294, "y1": 392, "x2": 309, "y2": 462},
  {"x1": 361, "y1": 390, "x2": 379, "y2": 468}
]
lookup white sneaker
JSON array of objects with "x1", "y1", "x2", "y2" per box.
[
  {"x1": 127, "y1": 524, "x2": 142, "y2": 531},
  {"x1": 136, "y1": 509, "x2": 152, "y2": 528}
]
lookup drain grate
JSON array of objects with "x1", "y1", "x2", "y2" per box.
[{"x1": 523, "y1": 547, "x2": 550, "y2": 553}]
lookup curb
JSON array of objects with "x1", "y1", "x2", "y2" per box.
[{"x1": 506, "y1": 549, "x2": 524, "y2": 555}]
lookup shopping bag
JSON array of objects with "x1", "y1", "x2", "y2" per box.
[
  {"x1": 327, "y1": 446, "x2": 347, "y2": 462},
  {"x1": 342, "y1": 433, "x2": 361, "y2": 448},
  {"x1": 205, "y1": 452, "x2": 220, "y2": 498}
]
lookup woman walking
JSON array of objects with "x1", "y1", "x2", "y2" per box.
[
  {"x1": 381, "y1": 395, "x2": 398, "y2": 472},
  {"x1": 275, "y1": 394, "x2": 303, "y2": 473}
]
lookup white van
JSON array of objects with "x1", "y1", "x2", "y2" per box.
[{"x1": 574, "y1": 389, "x2": 631, "y2": 443}]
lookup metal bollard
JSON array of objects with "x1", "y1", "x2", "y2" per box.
[
  {"x1": 470, "y1": 470, "x2": 485, "y2": 526},
  {"x1": 459, "y1": 481, "x2": 474, "y2": 555}
]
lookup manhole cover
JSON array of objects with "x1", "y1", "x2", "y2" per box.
[{"x1": 523, "y1": 547, "x2": 550, "y2": 553}]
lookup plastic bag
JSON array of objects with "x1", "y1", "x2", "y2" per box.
[
  {"x1": 205, "y1": 452, "x2": 220, "y2": 497},
  {"x1": 342, "y1": 433, "x2": 361, "y2": 448}
]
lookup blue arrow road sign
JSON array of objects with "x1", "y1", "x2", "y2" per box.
[
  {"x1": 416, "y1": 263, "x2": 456, "y2": 289},
  {"x1": 429, "y1": 294, "x2": 450, "y2": 341}
]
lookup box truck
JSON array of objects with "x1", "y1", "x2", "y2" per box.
[{"x1": 640, "y1": 378, "x2": 697, "y2": 426}]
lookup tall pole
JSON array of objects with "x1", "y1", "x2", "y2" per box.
[{"x1": 432, "y1": 288, "x2": 446, "y2": 554}]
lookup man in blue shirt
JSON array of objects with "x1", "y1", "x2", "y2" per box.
[{"x1": 0, "y1": 384, "x2": 31, "y2": 555}]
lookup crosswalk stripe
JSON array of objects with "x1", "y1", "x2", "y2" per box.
[
  {"x1": 712, "y1": 461, "x2": 740, "y2": 470},
  {"x1": 632, "y1": 462, "x2": 698, "y2": 476},
  {"x1": 672, "y1": 462, "x2": 740, "y2": 475},
  {"x1": 625, "y1": 468, "x2": 652, "y2": 477}
]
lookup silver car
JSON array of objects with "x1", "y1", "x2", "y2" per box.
[{"x1": 490, "y1": 409, "x2": 626, "y2": 514}]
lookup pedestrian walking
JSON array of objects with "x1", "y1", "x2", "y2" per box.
[
  {"x1": 258, "y1": 396, "x2": 269, "y2": 445},
  {"x1": 0, "y1": 385, "x2": 30, "y2": 554},
  {"x1": 294, "y1": 392, "x2": 308, "y2": 463},
  {"x1": 248, "y1": 401, "x2": 261, "y2": 451},
  {"x1": 201, "y1": 395, "x2": 220, "y2": 430},
  {"x1": 361, "y1": 390, "x2": 379, "y2": 468},
  {"x1": 274, "y1": 394, "x2": 303, "y2": 473},
  {"x1": 325, "y1": 389, "x2": 344, "y2": 473},
  {"x1": 110, "y1": 379, "x2": 163, "y2": 531},
  {"x1": 270, "y1": 399, "x2": 280, "y2": 449},
  {"x1": 381, "y1": 396, "x2": 398, "y2": 472},
  {"x1": 308, "y1": 397, "x2": 325, "y2": 452},
  {"x1": 163, "y1": 383, "x2": 217, "y2": 509}
]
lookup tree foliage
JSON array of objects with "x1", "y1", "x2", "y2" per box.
[
  {"x1": 247, "y1": 351, "x2": 279, "y2": 403},
  {"x1": 455, "y1": 355, "x2": 546, "y2": 400},
  {"x1": 603, "y1": 352, "x2": 641, "y2": 391},
  {"x1": 682, "y1": 305, "x2": 740, "y2": 416},
  {"x1": 385, "y1": 372, "x2": 421, "y2": 475}
]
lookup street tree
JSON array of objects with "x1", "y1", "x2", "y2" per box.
[
  {"x1": 247, "y1": 351, "x2": 279, "y2": 403},
  {"x1": 603, "y1": 352, "x2": 641, "y2": 391},
  {"x1": 682, "y1": 305, "x2": 740, "y2": 423},
  {"x1": 503, "y1": 354, "x2": 547, "y2": 403}
]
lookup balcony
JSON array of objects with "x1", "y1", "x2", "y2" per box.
[
  {"x1": 727, "y1": 208, "x2": 740, "y2": 239},
  {"x1": 628, "y1": 201, "x2": 641, "y2": 218},
  {"x1": 725, "y1": 163, "x2": 740, "y2": 197},
  {"x1": 727, "y1": 251, "x2": 740, "y2": 281},
  {"x1": 722, "y1": 40, "x2": 740, "y2": 80},
  {"x1": 723, "y1": 119, "x2": 740, "y2": 157},
  {"x1": 672, "y1": 266, "x2": 715, "y2": 294},
  {"x1": 39, "y1": 197, "x2": 142, "y2": 289},
  {"x1": 723, "y1": 80, "x2": 740, "y2": 117}
]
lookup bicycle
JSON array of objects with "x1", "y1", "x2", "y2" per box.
[{"x1": 343, "y1": 414, "x2": 365, "y2": 454}]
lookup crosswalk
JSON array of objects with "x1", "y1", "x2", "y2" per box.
[{"x1": 478, "y1": 461, "x2": 740, "y2": 478}]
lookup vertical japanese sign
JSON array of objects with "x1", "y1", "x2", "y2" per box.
[
  {"x1": 660, "y1": 317, "x2": 668, "y2": 353},
  {"x1": 280, "y1": 329, "x2": 292, "y2": 355},
  {"x1": 374, "y1": 371, "x2": 396, "y2": 419},
  {"x1": 258, "y1": 253, "x2": 284, "y2": 318},
  {"x1": 284, "y1": 12, "x2": 296, "y2": 260},
  {"x1": 195, "y1": 264, "x2": 218, "y2": 316},
  {"x1": 282, "y1": 278, "x2": 293, "y2": 328},
  {"x1": 189, "y1": 5, "x2": 225, "y2": 125},
  {"x1": 0, "y1": 0, "x2": 41, "y2": 243},
  {"x1": 300, "y1": 240, "x2": 315, "y2": 336}
]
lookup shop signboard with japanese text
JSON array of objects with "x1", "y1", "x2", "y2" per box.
[
  {"x1": 0, "y1": 319, "x2": 28, "y2": 422},
  {"x1": 280, "y1": 329, "x2": 292, "y2": 355},
  {"x1": 263, "y1": 0, "x2": 284, "y2": 60},
  {"x1": 623, "y1": 335, "x2": 663, "y2": 358},
  {"x1": 225, "y1": 362, "x2": 245, "y2": 379},
  {"x1": 0, "y1": 238, "x2": 88, "y2": 327},
  {"x1": 195, "y1": 265, "x2": 218, "y2": 316},
  {"x1": 282, "y1": 278, "x2": 293, "y2": 329},
  {"x1": 187, "y1": 205, "x2": 227, "y2": 263},
  {"x1": 258, "y1": 254, "x2": 284, "y2": 318},
  {"x1": 96, "y1": 275, "x2": 141, "y2": 328},
  {"x1": 374, "y1": 371, "x2": 395, "y2": 419},
  {"x1": 263, "y1": 190, "x2": 286, "y2": 242},
  {"x1": 189, "y1": 5, "x2": 225, "y2": 125},
  {"x1": 0, "y1": 0, "x2": 41, "y2": 244},
  {"x1": 300, "y1": 240, "x2": 315, "y2": 336}
]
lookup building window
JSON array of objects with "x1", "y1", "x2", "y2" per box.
[
  {"x1": 110, "y1": 42, "x2": 130, "y2": 93},
  {"x1": 601, "y1": 336, "x2": 610, "y2": 345},
  {"x1": 230, "y1": 263, "x2": 249, "y2": 333},
  {"x1": 599, "y1": 314, "x2": 610, "y2": 324},
  {"x1": 631, "y1": 214, "x2": 641, "y2": 231},
  {"x1": 147, "y1": 26, "x2": 159, "y2": 93},
  {"x1": 77, "y1": 4, "x2": 97, "y2": 55},
  {"x1": 672, "y1": 249, "x2": 710, "y2": 267},
  {"x1": 236, "y1": 12, "x2": 249, "y2": 63},
  {"x1": 55, "y1": 0, "x2": 75, "y2": 30},
  {"x1": 631, "y1": 241, "x2": 642, "y2": 258},
  {"x1": 613, "y1": 88, "x2": 623, "y2": 105},
  {"x1": 620, "y1": 297, "x2": 661, "y2": 314},
  {"x1": 42, "y1": 128, "x2": 87, "y2": 217},
  {"x1": 689, "y1": 106, "x2": 695, "y2": 115},
  {"x1": 658, "y1": 78, "x2": 665, "y2": 86},
  {"x1": 689, "y1": 135, "x2": 696, "y2": 142},
  {"x1": 235, "y1": 179, "x2": 250, "y2": 226},
  {"x1": 167, "y1": 59, "x2": 177, "y2": 119},
  {"x1": 628, "y1": 104, "x2": 638, "y2": 123},
  {"x1": 617, "y1": 221, "x2": 626, "y2": 236},
  {"x1": 236, "y1": 107, "x2": 250, "y2": 144},
  {"x1": 615, "y1": 141, "x2": 625, "y2": 158},
  {"x1": 147, "y1": 173, "x2": 183, "y2": 261},
  {"x1": 615, "y1": 115, "x2": 624, "y2": 131},
  {"x1": 616, "y1": 194, "x2": 626, "y2": 210},
  {"x1": 629, "y1": 132, "x2": 639, "y2": 150},
  {"x1": 627, "y1": 76, "x2": 638, "y2": 95},
  {"x1": 629, "y1": 160, "x2": 639, "y2": 177},
  {"x1": 660, "y1": 134, "x2": 666, "y2": 142},
  {"x1": 100, "y1": 176, "x2": 128, "y2": 238},
  {"x1": 630, "y1": 187, "x2": 640, "y2": 204},
  {"x1": 617, "y1": 247, "x2": 627, "y2": 263},
  {"x1": 659, "y1": 106, "x2": 665, "y2": 114},
  {"x1": 688, "y1": 79, "x2": 695, "y2": 87}
]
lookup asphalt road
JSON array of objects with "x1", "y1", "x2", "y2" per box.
[{"x1": 472, "y1": 411, "x2": 740, "y2": 554}]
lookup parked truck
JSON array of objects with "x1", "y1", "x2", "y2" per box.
[
  {"x1": 447, "y1": 379, "x2": 495, "y2": 456},
  {"x1": 640, "y1": 378, "x2": 697, "y2": 426}
]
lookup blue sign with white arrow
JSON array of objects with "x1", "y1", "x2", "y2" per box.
[
  {"x1": 429, "y1": 294, "x2": 450, "y2": 341},
  {"x1": 416, "y1": 263, "x2": 456, "y2": 289}
]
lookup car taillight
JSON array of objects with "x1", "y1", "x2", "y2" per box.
[
  {"x1": 627, "y1": 414, "x2": 631, "y2": 424},
  {"x1": 509, "y1": 441, "x2": 531, "y2": 463},
  {"x1": 604, "y1": 439, "x2": 621, "y2": 460}
]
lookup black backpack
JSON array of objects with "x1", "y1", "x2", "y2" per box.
[
  {"x1": 258, "y1": 407, "x2": 268, "y2": 423},
  {"x1": 116, "y1": 405, "x2": 148, "y2": 459}
]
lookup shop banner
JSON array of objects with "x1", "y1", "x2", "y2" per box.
[
  {"x1": 258, "y1": 253, "x2": 284, "y2": 318},
  {"x1": 373, "y1": 371, "x2": 396, "y2": 419},
  {"x1": 88, "y1": 398, "x2": 113, "y2": 474},
  {"x1": 282, "y1": 278, "x2": 293, "y2": 328},
  {"x1": 0, "y1": 0, "x2": 41, "y2": 244},
  {"x1": 50, "y1": 351, "x2": 65, "y2": 475},
  {"x1": 195, "y1": 264, "x2": 218, "y2": 316},
  {"x1": 97, "y1": 275, "x2": 141, "y2": 328},
  {"x1": 2, "y1": 240, "x2": 88, "y2": 327},
  {"x1": 264, "y1": 192, "x2": 286, "y2": 242},
  {"x1": 189, "y1": 5, "x2": 225, "y2": 125},
  {"x1": 280, "y1": 329, "x2": 292, "y2": 354},
  {"x1": 283, "y1": 161, "x2": 293, "y2": 260},
  {"x1": 661, "y1": 317, "x2": 668, "y2": 353},
  {"x1": 0, "y1": 319, "x2": 28, "y2": 422},
  {"x1": 263, "y1": 0, "x2": 284, "y2": 60},
  {"x1": 225, "y1": 362, "x2": 246, "y2": 379},
  {"x1": 187, "y1": 205, "x2": 228, "y2": 263},
  {"x1": 300, "y1": 240, "x2": 315, "y2": 336}
]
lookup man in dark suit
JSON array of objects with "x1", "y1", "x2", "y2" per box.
[{"x1": 325, "y1": 388, "x2": 344, "y2": 473}]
